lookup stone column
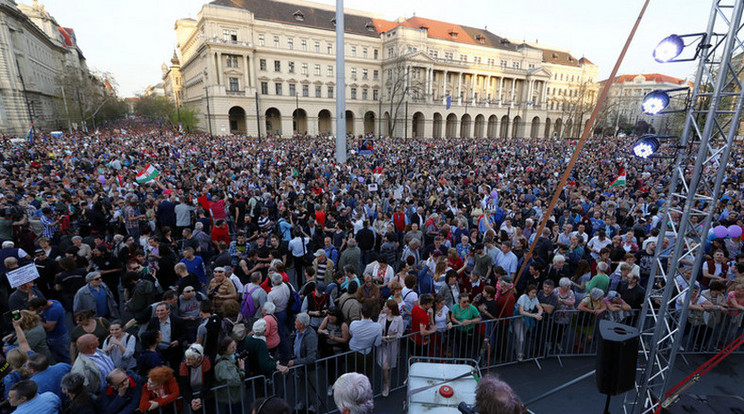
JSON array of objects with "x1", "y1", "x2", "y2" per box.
[
  {"x1": 542, "y1": 81, "x2": 548, "y2": 107},
  {"x1": 510, "y1": 78, "x2": 516, "y2": 107},
  {"x1": 243, "y1": 55, "x2": 250, "y2": 89},
  {"x1": 457, "y1": 72, "x2": 462, "y2": 105},
  {"x1": 216, "y1": 52, "x2": 223, "y2": 85},
  {"x1": 498, "y1": 77, "x2": 504, "y2": 107},
  {"x1": 442, "y1": 70, "x2": 448, "y2": 102}
]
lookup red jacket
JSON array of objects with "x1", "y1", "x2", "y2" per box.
[
  {"x1": 393, "y1": 212, "x2": 406, "y2": 231},
  {"x1": 139, "y1": 376, "x2": 180, "y2": 412},
  {"x1": 211, "y1": 225, "x2": 230, "y2": 247}
]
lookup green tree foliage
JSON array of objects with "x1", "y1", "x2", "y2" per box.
[{"x1": 134, "y1": 95, "x2": 173, "y2": 121}]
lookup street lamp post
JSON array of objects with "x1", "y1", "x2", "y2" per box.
[{"x1": 203, "y1": 72, "x2": 213, "y2": 138}]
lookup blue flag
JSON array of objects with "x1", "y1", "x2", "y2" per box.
[
  {"x1": 26, "y1": 123, "x2": 33, "y2": 145},
  {"x1": 445, "y1": 96, "x2": 452, "y2": 110}
]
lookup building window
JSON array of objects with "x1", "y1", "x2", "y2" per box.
[
  {"x1": 373, "y1": 70, "x2": 379, "y2": 80},
  {"x1": 288, "y1": 61, "x2": 295, "y2": 73},
  {"x1": 513, "y1": 62, "x2": 520, "y2": 69},
  {"x1": 362, "y1": 89, "x2": 368, "y2": 100},
  {"x1": 293, "y1": 10, "x2": 304, "y2": 21},
  {"x1": 528, "y1": 63, "x2": 535, "y2": 69},
  {"x1": 445, "y1": 52, "x2": 453, "y2": 60},
  {"x1": 223, "y1": 29, "x2": 237, "y2": 42},
  {"x1": 460, "y1": 55, "x2": 467, "y2": 62},
  {"x1": 275, "y1": 82, "x2": 282, "y2": 95},
  {"x1": 258, "y1": 34, "x2": 265, "y2": 46},
  {"x1": 301, "y1": 40, "x2": 307, "y2": 51},
  {"x1": 261, "y1": 82, "x2": 268, "y2": 94},
  {"x1": 475, "y1": 56, "x2": 482, "y2": 64},
  {"x1": 229, "y1": 77, "x2": 239, "y2": 91},
  {"x1": 327, "y1": 86, "x2": 334, "y2": 98},
  {"x1": 351, "y1": 88, "x2": 357, "y2": 100},
  {"x1": 363, "y1": 48, "x2": 368, "y2": 58},
  {"x1": 362, "y1": 69, "x2": 368, "y2": 80},
  {"x1": 373, "y1": 49, "x2": 379, "y2": 59},
  {"x1": 351, "y1": 46, "x2": 357, "y2": 56},
  {"x1": 273, "y1": 36, "x2": 280, "y2": 47},
  {"x1": 259, "y1": 59, "x2": 267, "y2": 71},
  {"x1": 315, "y1": 86, "x2": 322, "y2": 97},
  {"x1": 315, "y1": 41, "x2": 320, "y2": 53},
  {"x1": 327, "y1": 65, "x2": 333, "y2": 77},
  {"x1": 314, "y1": 64, "x2": 320, "y2": 76},
  {"x1": 274, "y1": 60, "x2": 281, "y2": 72},
  {"x1": 226, "y1": 55, "x2": 239, "y2": 68},
  {"x1": 351, "y1": 68, "x2": 357, "y2": 79},
  {"x1": 328, "y1": 43, "x2": 333, "y2": 54},
  {"x1": 288, "y1": 38, "x2": 294, "y2": 50},
  {"x1": 388, "y1": 47, "x2": 394, "y2": 58},
  {"x1": 500, "y1": 60, "x2": 507, "y2": 67},
  {"x1": 428, "y1": 50, "x2": 438, "y2": 58},
  {"x1": 302, "y1": 85, "x2": 309, "y2": 97},
  {"x1": 373, "y1": 89, "x2": 379, "y2": 100},
  {"x1": 487, "y1": 58, "x2": 494, "y2": 66},
  {"x1": 289, "y1": 83, "x2": 296, "y2": 96},
  {"x1": 302, "y1": 63, "x2": 309, "y2": 75}
]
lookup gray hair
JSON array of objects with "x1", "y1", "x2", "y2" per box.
[
  {"x1": 589, "y1": 288, "x2": 605, "y2": 301},
  {"x1": 410, "y1": 238, "x2": 421, "y2": 247},
  {"x1": 60, "y1": 372, "x2": 86, "y2": 395},
  {"x1": 559, "y1": 277, "x2": 572, "y2": 288},
  {"x1": 195, "y1": 222, "x2": 204, "y2": 230},
  {"x1": 596, "y1": 262, "x2": 609, "y2": 273},
  {"x1": 270, "y1": 272, "x2": 283, "y2": 286},
  {"x1": 71, "y1": 236, "x2": 83, "y2": 242},
  {"x1": 262, "y1": 301, "x2": 276, "y2": 315},
  {"x1": 475, "y1": 374, "x2": 522, "y2": 414},
  {"x1": 250, "y1": 271, "x2": 262, "y2": 284},
  {"x1": 295, "y1": 312, "x2": 310, "y2": 327},
  {"x1": 184, "y1": 344, "x2": 204, "y2": 359},
  {"x1": 552, "y1": 254, "x2": 566, "y2": 264},
  {"x1": 333, "y1": 372, "x2": 374, "y2": 414},
  {"x1": 347, "y1": 239, "x2": 357, "y2": 247},
  {"x1": 85, "y1": 271, "x2": 101, "y2": 283},
  {"x1": 252, "y1": 318, "x2": 267, "y2": 336}
]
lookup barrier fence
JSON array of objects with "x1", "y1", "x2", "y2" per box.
[{"x1": 149, "y1": 307, "x2": 743, "y2": 414}]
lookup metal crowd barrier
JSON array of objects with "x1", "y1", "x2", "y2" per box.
[{"x1": 147, "y1": 307, "x2": 743, "y2": 414}]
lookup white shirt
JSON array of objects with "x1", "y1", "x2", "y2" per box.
[
  {"x1": 268, "y1": 283, "x2": 290, "y2": 313},
  {"x1": 288, "y1": 237, "x2": 309, "y2": 258}
]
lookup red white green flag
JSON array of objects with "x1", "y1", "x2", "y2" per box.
[
  {"x1": 611, "y1": 165, "x2": 626, "y2": 186},
  {"x1": 136, "y1": 164, "x2": 159, "y2": 184}
]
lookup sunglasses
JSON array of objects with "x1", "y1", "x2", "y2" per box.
[{"x1": 92, "y1": 277, "x2": 102, "y2": 281}]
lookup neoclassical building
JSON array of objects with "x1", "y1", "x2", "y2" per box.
[
  {"x1": 599, "y1": 73, "x2": 692, "y2": 134},
  {"x1": 168, "y1": 0, "x2": 599, "y2": 138},
  {"x1": 0, "y1": 0, "x2": 93, "y2": 135}
]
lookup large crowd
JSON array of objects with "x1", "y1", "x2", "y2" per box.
[{"x1": 0, "y1": 119, "x2": 743, "y2": 414}]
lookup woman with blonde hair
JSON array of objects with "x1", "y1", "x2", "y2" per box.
[{"x1": 11, "y1": 310, "x2": 54, "y2": 363}]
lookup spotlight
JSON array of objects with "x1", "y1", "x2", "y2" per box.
[
  {"x1": 641, "y1": 90, "x2": 670, "y2": 115},
  {"x1": 653, "y1": 34, "x2": 684, "y2": 63},
  {"x1": 633, "y1": 135, "x2": 660, "y2": 159}
]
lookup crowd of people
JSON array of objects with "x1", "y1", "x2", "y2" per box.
[{"x1": 0, "y1": 118, "x2": 742, "y2": 413}]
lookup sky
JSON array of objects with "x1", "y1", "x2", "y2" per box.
[{"x1": 34, "y1": 0, "x2": 711, "y2": 97}]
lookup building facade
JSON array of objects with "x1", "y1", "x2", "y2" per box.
[
  {"x1": 0, "y1": 0, "x2": 97, "y2": 135},
  {"x1": 599, "y1": 73, "x2": 691, "y2": 135},
  {"x1": 170, "y1": 0, "x2": 598, "y2": 139}
]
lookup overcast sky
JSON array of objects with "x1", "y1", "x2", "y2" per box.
[{"x1": 36, "y1": 0, "x2": 710, "y2": 97}]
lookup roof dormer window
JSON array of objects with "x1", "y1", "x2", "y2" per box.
[
  {"x1": 293, "y1": 10, "x2": 304, "y2": 21},
  {"x1": 366, "y1": 22, "x2": 375, "y2": 32},
  {"x1": 449, "y1": 30, "x2": 458, "y2": 39},
  {"x1": 552, "y1": 53, "x2": 558, "y2": 58},
  {"x1": 475, "y1": 34, "x2": 485, "y2": 43}
]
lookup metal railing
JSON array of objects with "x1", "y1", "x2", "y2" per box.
[{"x1": 147, "y1": 307, "x2": 743, "y2": 414}]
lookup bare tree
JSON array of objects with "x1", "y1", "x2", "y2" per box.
[
  {"x1": 381, "y1": 57, "x2": 426, "y2": 137},
  {"x1": 56, "y1": 69, "x2": 113, "y2": 132},
  {"x1": 555, "y1": 79, "x2": 597, "y2": 138}
]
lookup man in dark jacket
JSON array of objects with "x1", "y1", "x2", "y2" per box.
[
  {"x1": 356, "y1": 221, "x2": 376, "y2": 268},
  {"x1": 146, "y1": 302, "x2": 187, "y2": 369},
  {"x1": 101, "y1": 368, "x2": 144, "y2": 414}
]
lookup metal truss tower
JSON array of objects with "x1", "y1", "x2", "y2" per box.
[{"x1": 627, "y1": 1, "x2": 744, "y2": 413}]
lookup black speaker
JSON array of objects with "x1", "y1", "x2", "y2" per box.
[{"x1": 595, "y1": 320, "x2": 639, "y2": 396}]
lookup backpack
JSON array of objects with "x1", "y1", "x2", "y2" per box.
[
  {"x1": 287, "y1": 283, "x2": 302, "y2": 314},
  {"x1": 251, "y1": 196, "x2": 264, "y2": 219},
  {"x1": 222, "y1": 317, "x2": 248, "y2": 342},
  {"x1": 241, "y1": 285, "x2": 262, "y2": 319}
]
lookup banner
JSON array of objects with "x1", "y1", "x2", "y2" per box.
[{"x1": 6, "y1": 263, "x2": 40, "y2": 289}]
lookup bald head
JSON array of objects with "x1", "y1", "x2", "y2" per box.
[{"x1": 76, "y1": 334, "x2": 98, "y2": 354}]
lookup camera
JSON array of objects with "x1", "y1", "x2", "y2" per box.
[
  {"x1": 458, "y1": 402, "x2": 478, "y2": 414},
  {"x1": 235, "y1": 350, "x2": 249, "y2": 360},
  {"x1": 11, "y1": 310, "x2": 21, "y2": 321}
]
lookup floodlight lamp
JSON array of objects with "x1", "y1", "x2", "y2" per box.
[
  {"x1": 633, "y1": 135, "x2": 660, "y2": 159},
  {"x1": 641, "y1": 90, "x2": 670, "y2": 115},
  {"x1": 653, "y1": 34, "x2": 684, "y2": 63}
]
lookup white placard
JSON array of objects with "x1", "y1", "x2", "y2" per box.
[
  {"x1": 6, "y1": 263, "x2": 40, "y2": 289},
  {"x1": 367, "y1": 183, "x2": 378, "y2": 192}
]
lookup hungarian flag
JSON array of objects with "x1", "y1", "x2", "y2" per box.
[
  {"x1": 611, "y1": 165, "x2": 626, "y2": 186},
  {"x1": 116, "y1": 175, "x2": 125, "y2": 188},
  {"x1": 26, "y1": 123, "x2": 34, "y2": 145},
  {"x1": 136, "y1": 164, "x2": 159, "y2": 184}
]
